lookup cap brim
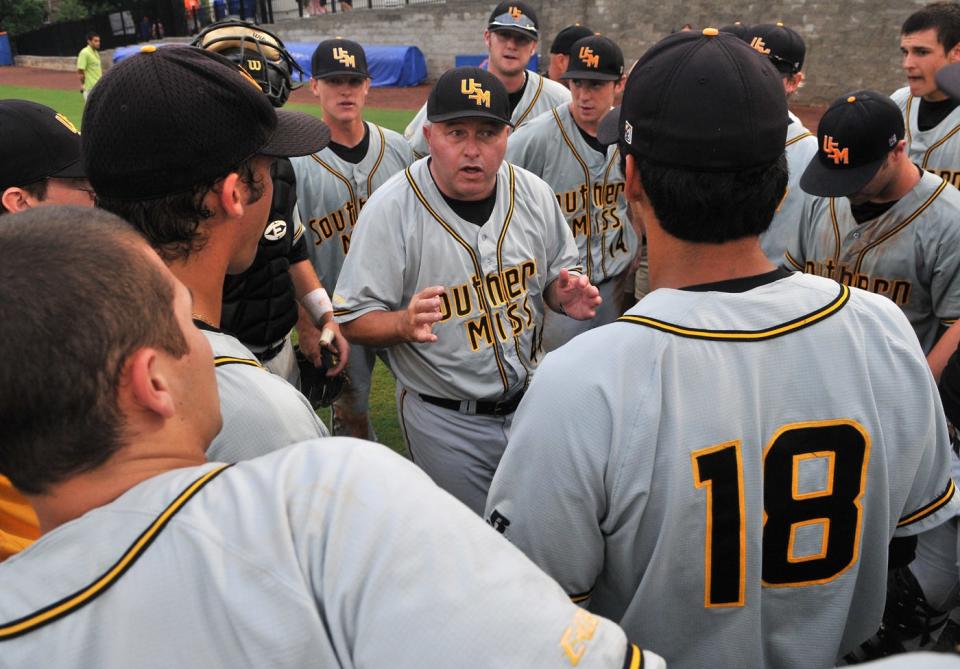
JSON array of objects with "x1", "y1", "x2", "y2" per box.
[
  {"x1": 799, "y1": 154, "x2": 886, "y2": 198},
  {"x1": 427, "y1": 110, "x2": 514, "y2": 127},
  {"x1": 260, "y1": 111, "x2": 331, "y2": 157},
  {"x1": 936, "y1": 63, "x2": 960, "y2": 101},
  {"x1": 597, "y1": 105, "x2": 620, "y2": 146},
  {"x1": 312, "y1": 71, "x2": 370, "y2": 80},
  {"x1": 48, "y1": 157, "x2": 87, "y2": 180},
  {"x1": 488, "y1": 25, "x2": 538, "y2": 40},
  {"x1": 560, "y1": 70, "x2": 621, "y2": 81}
]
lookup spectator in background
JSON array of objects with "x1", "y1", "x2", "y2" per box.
[{"x1": 76, "y1": 31, "x2": 101, "y2": 101}]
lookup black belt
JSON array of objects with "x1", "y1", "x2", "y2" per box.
[
  {"x1": 252, "y1": 338, "x2": 286, "y2": 363},
  {"x1": 419, "y1": 391, "x2": 525, "y2": 416}
]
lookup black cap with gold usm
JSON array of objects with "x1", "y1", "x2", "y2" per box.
[{"x1": 426, "y1": 66, "x2": 513, "y2": 126}]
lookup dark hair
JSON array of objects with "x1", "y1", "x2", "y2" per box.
[
  {"x1": 902, "y1": 2, "x2": 960, "y2": 51},
  {"x1": 0, "y1": 206, "x2": 188, "y2": 494},
  {"x1": 86, "y1": 31, "x2": 99, "y2": 41},
  {"x1": 96, "y1": 156, "x2": 266, "y2": 263},
  {"x1": 0, "y1": 179, "x2": 48, "y2": 215},
  {"x1": 622, "y1": 147, "x2": 788, "y2": 243}
]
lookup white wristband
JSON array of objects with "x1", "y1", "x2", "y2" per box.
[{"x1": 303, "y1": 288, "x2": 333, "y2": 325}]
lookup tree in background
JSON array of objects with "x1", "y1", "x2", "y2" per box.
[
  {"x1": 0, "y1": 0, "x2": 45, "y2": 35},
  {"x1": 56, "y1": 0, "x2": 89, "y2": 21}
]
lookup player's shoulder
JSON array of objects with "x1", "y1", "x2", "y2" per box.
[
  {"x1": 361, "y1": 161, "x2": 417, "y2": 209},
  {"x1": 536, "y1": 72, "x2": 572, "y2": 103},
  {"x1": 890, "y1": 86, "x2": 912, "y2": 110},
  {"x1": 374, "y1": 123, "x2": 410, "y2": 149}
]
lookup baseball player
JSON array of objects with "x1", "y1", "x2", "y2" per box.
[
  {"x1": 485, "y1": 30, "x2": 959, "y2": 669},
  {"x1": 506, "y1": 35, "x2": 636, "y2": 351},
  {"x1": 547, "y1": 23, "x2": 594, "y2": 83},
  {"x1": 403, "y1": 1, "x2": 570, "y2": 158},
  {"x1": 0, "y1": 100, "x2": 95, "y2": 561},
  {"x1": 785, "y1": 90, "x2": 960, "y2": 355},
  {"x1": 742, "y1": 22, "x2": 819, "y2": 263},
  {"x1": 193, "y1": 20, "x2": 349, "y2": 388},
  {"x1": 0, "y1": 206, "x2": 664, "y2": 669},
  {"x1": 84, "y1": 46, "x2": 331, "y2": 462},
  {"x1": 334, "y1": 66, "x2": 600, "y2": 515},
  {"x1": 290, "y1": 38, "x2": 413, "y2": 439},
  {"x1": 893, "y1": 3, "x2": 960, "y2": 184}
]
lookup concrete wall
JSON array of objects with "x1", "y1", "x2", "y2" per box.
[{"x1": 270, "y1": 0, "x2": 932, "y2": 104}]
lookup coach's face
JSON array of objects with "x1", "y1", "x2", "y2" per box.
[
  {"x1": 425, "y1": 118, "x2": 508, "y2": 200},
  {"x1": 485, "y1": 30, "x2": 537, "y2": 79},
  {"x1": 901, "y1": 28, "x2": 960, "y2": 100}
]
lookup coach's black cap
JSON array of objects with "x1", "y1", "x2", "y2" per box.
[
  {"x1": 562, "y1": 36, "x2": 624, "y2": 81},
  {"x1": 427, "y1": 66, "x2": 513, "y2": 125},
  {"x1": 311, "y1": 38, "x2": 370, "y2": 79},
  {"x1": 719, "y1": 21, "x2": 751, "y2": 41},
  {"x1": 487, "y1": 1, "x2": 539, "y2": 41},
  {"x1": 83, "y1": 45, "x2": 329, "y2": 201},
  {"x1": 746, "y1": 22, "x2": 805, "y2": 74},
  {"x1": 550, "y1": 24, "x2": 593, "y2": 54},
  {"x1": 800, "y1": 91, "x2": 904, "y2": 197},
  {"x1": 936, "y1": 62, "x2": 960, "y2": 100},
  {"x1": 0, "y1": 100, "x2": 85, "y2": 190},
  {"x1": 616, "y1": 29, "x2": 787, "y2": 170}
]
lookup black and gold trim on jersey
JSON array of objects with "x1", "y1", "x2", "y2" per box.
[
  {"x1": 553, "y1": 107, "x2": 596, "y2": 280},
  {"x1": 905, "y1": 95, "x2": 960, "y2": 170},
  {"x1": 0, "y1": 465, "x2": 232, "y2": 641},
  {"x1": 617, "y1": 284, "x2": 850, "y2": 341},
  {"x1": 513, "y1": 73, "x2": 545, "y2": 128},
  {"x1": 784, "y1": 250, "x2": 803, "y2": 271},
  {"x1": 785, "y1": 131, "x2": 814, "y2": 148},
  {"x1": 897, "y1": 479, "x2": 956, "y2": 528},
  {"x1": 404, "y1": 166, "x2": 515, "y2": 393},
  {"x1": 569, "y1": 588, "x2": 593, "y2": 603},
  {"x1": 622, "y1": 643, "x2": 644, "y2": 669},
  {"x1": 214, "y1": 356, "x2": 264, "y2": 369}
]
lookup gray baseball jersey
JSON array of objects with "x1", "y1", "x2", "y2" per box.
[
  {"x1": 486, "y1": 271, "x2": 959, "y2": 669},
  {"x1": 785, "y1": 170, "x2": 960, "y2": 353},
  {"x1": 333, "y1": 158, "x2": 581, "y2": 400},
  {"x1": 506, "y1": 103, "x2": 637, "y2": 286},
  {"x1": 0, "y1": 439, "x2": 659, "y2": 668},
  {"x1": 892, "y1": 86, "x2": 960, "y2": 186},
  {"x1": 404, "y1": 70, "x2": 571, "y2": 157},
  {"x1": 202, "y1": 328, "x2": 329, "y2": 461},
  {"x1": 760, "y1": 112, "x2": 817, "y2": 262}
]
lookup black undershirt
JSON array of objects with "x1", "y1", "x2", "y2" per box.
[
  {"x1": 428, "y1": 159, "x2": 498, "y2": 226},
  {"x1": 576, "y1": 121, "x2": 606, "y2": 155},
  {"x1": 507, "y1": 74, "x2": 528, "y2": 115},
  {"x1": 327, "y1": 122, "x2": 370, "y2": 164},
  {"x1": 848, "y1": 164, "x2": 923, "y2": 224},
  {"x1": 680, "y1": 267, "x2": 792, "y2": 293},
  {"x1": 917, "y1": 97, "x2": 960, "y2": 131},
  {"x1": 192, "y1": 318, "x2": 221, "y2": 333}
]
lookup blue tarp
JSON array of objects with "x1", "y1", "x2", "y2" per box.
[
  {"x1": 113, "y1": 42, "x2": 427, "y2": 88},
  {"x1": 0, "y1": 33, "x2": 12, "y2": 66}
]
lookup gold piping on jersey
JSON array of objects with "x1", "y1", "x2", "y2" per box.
[
  {"x1": 569, "y1": 589, "x2": 593, "y2": 603},
  {"x1": 905, "y1": 94, "x2": 914, "y2": 148},
  {"x1": 599, "y1": 147, "x2": 622, "y2": 278},
  {"x1": 0, "y1": 465, "x2": 232, "y2": 641},
  {"x1": 403, "y1": 167, "x2": 511, "y2": 394},
  {"x1": 617, "y1": 284, "x2": 850, "y2": 341},
  {"x1": 214, "y1": 356, "x2": 264, "y2": 369},
  {"x1": 310, "y1": 153, "x2": 360, "y2": 230},
  {"x1": 852, "y1": 177, "x2": 948, "y2": 275},
  {"x1": 492, "y1": 166, "x2": 531, "y2": 381},
  {"x1": 397, "y1": 388, "x2": 417, "y2": 464},
  {"x1": 624, "y1": 644, "x2": 643, "y2": 669},
  {"x1": 897, "y1": 479, "x2": 956, "y2": 527},
  {"x1": 828, "y1": 198, "x2": 842, "y2": 270},
  {"x1": 366, "y1": 124, "x2": 387, "y2": 197},
  {"x1": 784, "y1": 250, "x2": 803, "y2": 271},
  {"x1": 512, "y1": 72, "x2": 545, "y2": 128},
  {"x1": 943, "y1": 318, "x2": 958, "y2": 326},
  {"x1": 904, "y1": 95, "x2": 960, "y2": 169},
  {"x1": 552, "y1": 107, "x2": 595, "y2": 280},
  {"x1": 785, "y1": 131, "x2": 814, "y2": 148}
]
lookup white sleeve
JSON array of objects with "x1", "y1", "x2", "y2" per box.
[{"x1": 403, "y1": 103, "x2": 430, "y2": 158}]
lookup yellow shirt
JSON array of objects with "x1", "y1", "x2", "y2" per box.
[{"x1": 76, "y1": 45, "x2": 102, "y2": 91}]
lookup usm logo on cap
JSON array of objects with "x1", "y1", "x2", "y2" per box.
[
  {"x1": 750, "y1": 36, "x2": 771, "y2": 55},
  {"x1": 333, "y1": 47, "x2": 356, "y2": 68},
  {"x1": 461, "y1": 78, "x2": 491, "y2": 107},
  {"x1": 508, "y1": 6, "x2": 522, "y2": 18},
  {"x1": 54, "y1": 113, "x2": 79, "y2": 135},
  {"x1": 823, "y1": 135, "x2": 849, "y2": 165},
  {"x1": 579, "y1": 46, "x2": 599, "y2": 68}
]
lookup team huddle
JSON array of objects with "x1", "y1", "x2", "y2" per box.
[{"x1": 4, "y1": 1, "x2": 960, "y2": 667}]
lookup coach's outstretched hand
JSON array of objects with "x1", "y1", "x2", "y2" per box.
[
  {"x1": 400, "y1": 285, "x2": 445, "y2": 343},
  {"x1": 548, "y1": 269, "x2": 602, "y2": 320}
]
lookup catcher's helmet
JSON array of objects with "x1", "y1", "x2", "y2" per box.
[{"x1": 192, "y1": 20, "x2": 304, "y2": 107}]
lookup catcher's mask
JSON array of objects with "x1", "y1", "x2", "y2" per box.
[{"x1": 193, "y1": 19, "x2": 305, "y2": 107}]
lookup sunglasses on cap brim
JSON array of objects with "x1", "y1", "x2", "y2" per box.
[{"x1": 489, "y1": 12, "x2": 537, "y2": 33}]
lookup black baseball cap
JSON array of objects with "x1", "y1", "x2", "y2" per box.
[
  {"x1": 311, "y1": 38, "x2": 370, "y2": 79},
  {"x1": 616, "y1": 29, "x2": 787, "y2": 170},
  {"x1": 719, "y1": 21, "x2": 751, "y2": 41},
  {"x1": 597, "y1": 105, "x2": 620, "y2": 146},
  {"x1": 427, "y1": 66, "x2": 513, "y2": 125},
  {"x1": 936, "y1": 62, "x2": 960, "y2": 100},
  {"x1": 487, "y1": 2, "x2": 539, "y2": 41},
  {"x1": 550, "y1": 24, "x2": 593, "y2": 55},
  {"x1": 83, "y1": 45, "x2": 330, "y2": 201},
  {"x1": 800, "y1": 90, "x2": 904, "y2": 197},
  {"x1": 746, "y1": 22, "x2": 805, "y2": 74},
  {"x1": 0, "y1": 100, "x2": 85, "y2": 190},
  {"x1": 561, "y1": 36, "x2": 624, "y2": 81}
]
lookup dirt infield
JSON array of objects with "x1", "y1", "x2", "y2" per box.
[{"x1": 0, "y1": 65, "x2": 827, "y2": 125}]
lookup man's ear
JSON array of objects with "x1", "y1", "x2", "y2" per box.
[
  {"x1": 211, "y1": 172, "x2": 244, "y2": 219},
  {"x1": 624, "y1": 153, "x2": 648, "y2": 205},
  {"x1": 1, "y1": 187, "x2": 33, "y2": 214},
  {"x1": 122, "y1": 348, "x2": 176, "y2": 420}
]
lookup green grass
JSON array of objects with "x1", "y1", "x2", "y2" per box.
[{"x1": 0, "y1": 83, "x2": 415, "y2": 455}]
